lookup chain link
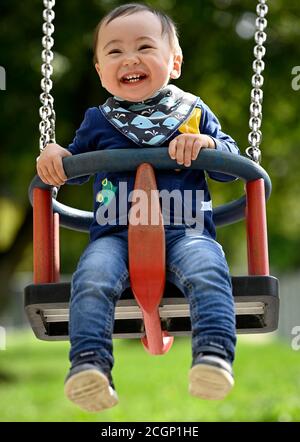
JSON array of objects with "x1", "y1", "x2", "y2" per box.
[
  {"x1": 39, "y1": 0, "x2": 56, "y2": 152},
  {"x1": 246, "y1": 0, "x2": 268, "y2": 163}
]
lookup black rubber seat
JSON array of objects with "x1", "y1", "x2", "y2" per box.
[{"x1": 25, "y1": 275, "x2": 279, "y2": 341}]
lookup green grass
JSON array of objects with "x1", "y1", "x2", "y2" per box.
[{"x1": 0, "y1": 331, "x2": 300, "y2": 422}]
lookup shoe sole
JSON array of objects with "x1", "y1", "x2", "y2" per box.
[
  {"x1": 189, "y1": 364, "x2": 234, "y2": 400},
  {"x1": 64, "y1": 369, "x2": 119, "y2": 412}
]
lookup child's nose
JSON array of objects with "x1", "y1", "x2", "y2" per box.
[{"x1": 122, "y1": 53, "x2": 140, "y2": 66}]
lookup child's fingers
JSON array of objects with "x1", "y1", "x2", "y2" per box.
[
  {"x1": 37, "y1": 170, "x2": 49, "y2": 185},
  {"x1": 183, "y1": 137, "x2": 194, "y2": 167},
  {"x1": 191, "y1": 139, "x2": 202, "y2": 160},
  {"x1": 168, "y1": 138, "x2": 177, "y2": 160},
  {"x1": 47, "y1": 163, "x2": 65, "y2": 186},
  {"x1": 53, "y1": 157, "x2": 68, "y2": 182},
  {"x1": 175, "y1": 137, "x2": 185, "y2": 165},
  {"x1": 38, "y1": 162, "x2": 63, "y2": 186},
  {"x1": 169, "y1": 136, "x2": 203, "y2": 167},
  {"x1": 36, "y1": 160, "x2": 49, "y2": 185},
  {"x1": 37, "y1": 166, "x2": 53, "y2": 186}
]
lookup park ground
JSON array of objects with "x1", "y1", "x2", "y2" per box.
[{"x1": 0, "y1": 331, "x2": 300, "y2": 422}]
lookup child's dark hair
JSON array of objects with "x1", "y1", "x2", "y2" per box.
[{"x1": 93, "y1": 2, "x2": 181, "y2": 64}]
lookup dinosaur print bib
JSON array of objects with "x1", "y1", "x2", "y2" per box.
[{"x1": 99, "y1": 85, "x2": 198, "y2": 146}]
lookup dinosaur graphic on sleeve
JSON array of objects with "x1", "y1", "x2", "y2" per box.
[{"x1": 96, "y1": 178, "x2": 118, "y2": 206}]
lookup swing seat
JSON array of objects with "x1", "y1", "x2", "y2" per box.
[
  {"x1": 25, "y1": 276, "x2": 278, "y2": 341},
  {"x1": 25, "y1": 148, "x2": 279, "y2": 352}
]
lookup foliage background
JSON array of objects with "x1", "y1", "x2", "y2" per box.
[{"x1": 1, "y1": 0, "x2": 300, "y2": 282}]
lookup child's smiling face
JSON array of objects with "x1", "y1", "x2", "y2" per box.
[{"x1": 95, "y1": 11, "x2": 182, "y2": 102}]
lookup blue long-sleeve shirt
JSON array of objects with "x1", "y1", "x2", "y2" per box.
[{"x1": 67, "y1": 98, "x2": 240, "y2": 241}]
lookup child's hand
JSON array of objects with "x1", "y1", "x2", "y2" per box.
[
  {"x1": 36, "y1": 143, "x2": 72, "y2": 187},
  {"x1": 168, "y1": 134, "x2": 215, "y2": 167}
]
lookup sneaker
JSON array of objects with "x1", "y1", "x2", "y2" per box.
[
  {"x1": 189, "y1": 354, "x2": 234, "y2": 400},
  {"x1": 64, "y1": 362, "x2": 119, "y2": 413}
]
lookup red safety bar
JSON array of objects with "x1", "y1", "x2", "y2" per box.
[
  {"x1": 53, "y1": 212, "x2": 60, "y2": 282},
  {"x1": 33, "y1": 188, "x2": 60, "y2": 284},
  {"x1": 128, "y1": 163, "x2": 174, "y2": 355},
  {"x1": 246, "y1": 178, "x2": 269, "y2": 276}
]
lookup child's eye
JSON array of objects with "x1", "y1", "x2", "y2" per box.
[
  {"x1": 107, "y1": 49, "x2": 122, "y2": 55},
  {"x1": 138, "y1": 45, "x2": 153, "y2": 50}
]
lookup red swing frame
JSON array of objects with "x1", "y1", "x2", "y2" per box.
[{"x1": 33, "y1": 164, "x2": 269, "y2": 355}]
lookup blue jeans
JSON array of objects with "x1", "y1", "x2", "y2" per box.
[{"x1": 69, "y1": 228, "x2": 236, "y2": 372}]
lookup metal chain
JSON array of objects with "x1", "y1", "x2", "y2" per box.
[
  {"x1": 246, "y1": 0, "x2": 268, "y2": 163},
  {"x1": 39, "y1": 0, "x2": 56, "y2": 152}
]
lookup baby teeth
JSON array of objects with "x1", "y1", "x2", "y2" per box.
[{"x1": 123, "y1": 74, "x2": 146, "y2": 82}]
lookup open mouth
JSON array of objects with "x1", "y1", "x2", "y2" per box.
[{"x1": 121, "y1": 73, "x2": 148, "y2": 84}]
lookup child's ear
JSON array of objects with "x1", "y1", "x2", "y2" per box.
[
  {"x1": 95, "y1": 63, "x2": 103, "y2": 81},
  {"x1": 170, "y1": 53, "x2": 183, "y2": 80}
]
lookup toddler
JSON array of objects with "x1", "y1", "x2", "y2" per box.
[{"x1": 37, "y1": 3, "x2": 239, "y2": 412}]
